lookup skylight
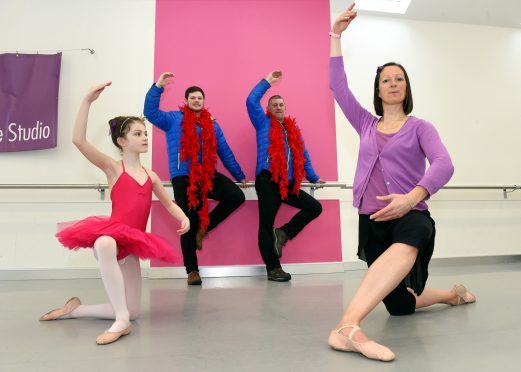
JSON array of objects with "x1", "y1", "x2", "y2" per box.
[{"x1": 355, "y1": 0, "x2": 412, "y2": 15}]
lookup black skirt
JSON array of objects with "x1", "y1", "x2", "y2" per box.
[{"x1": 358, "y1": 210, "x2": 436, "y2": 295}]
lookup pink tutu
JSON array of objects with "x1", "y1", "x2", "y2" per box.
[{"x1": 56, "y1": 216, "x2": 177, "y2": 263}]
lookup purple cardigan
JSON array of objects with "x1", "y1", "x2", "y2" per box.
[{"x1": 329, "y1": 56, "x2": 454, "y2": 210}]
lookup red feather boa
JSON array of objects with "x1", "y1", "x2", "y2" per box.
[
  {"x1": 267, "y1": 112, "x2": 305, "y2": 199},
  {"x1": 180, "y1": 105, "x2": 217, "y2": 231}
]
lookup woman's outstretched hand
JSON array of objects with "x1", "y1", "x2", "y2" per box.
[
  {"x1": 85, "y1": 81, "x2": 112, "y2": 103},
  {"x1": 332, "y1": 2, "x2": 358, "y2": 35}
]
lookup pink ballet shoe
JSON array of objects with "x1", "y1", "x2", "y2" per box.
[
  {"x1": 39, "y1": 297, "x2": 81, "y2": 321},
  {"x1": 328, "y1": 325, "x2": 395, "y2": 362},
  {"x1": 96, "y1": 325, "x2": 132, "y2": 345},
  {"x1": 452, "y1": 284, "x2": 476, "y2": 305}
]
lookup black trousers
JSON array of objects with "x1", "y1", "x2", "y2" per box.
[
  {"x1": 255, "y1": 170, "x2": 322, "y2": 271},
  {"x1": 172, "y1": 172, "x2": 245, "y2": 274},
  {"x1": 359, "y1": 211, "x2": 435, "y2": 316}
]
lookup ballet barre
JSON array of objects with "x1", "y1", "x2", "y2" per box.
[
  {"x1": 0, "y1": 48, "x2": 95, "y2": 54},
  {"x1": 0, "y1": 183, "x2": 519, "y2": 200},
  {"x1": 441, "y1": 185, "x2": 521, "y2": 199},
  {"x1": 0, "y1": 182, "x2": 347, "y2": 200},
  {"x1": 0, "y1": 183, "x2": 109, "y2": 199}
]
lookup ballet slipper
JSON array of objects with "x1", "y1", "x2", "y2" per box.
[
  {"x1": 452, "y1": 284, "x2": 476, "y2": 305},
  {"x1": 39, "y1": 297, "x2": 81, "y2": 321},
  {"x1": 96, "y1": 325, "x2": 132, "y2": 345},
  {"x1": 328, "y1": 325, "x2": 395, "y2": 362}
]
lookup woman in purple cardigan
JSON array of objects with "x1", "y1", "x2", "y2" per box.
[{"x1": 327, "y1": 3, "x2": 476, "y2": 362}]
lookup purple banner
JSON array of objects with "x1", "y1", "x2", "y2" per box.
[{"x1": 0, "y1": 53, "x2": 61, "y2": 152}]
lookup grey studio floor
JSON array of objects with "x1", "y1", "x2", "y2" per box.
[{"x1": 1, "y1": 261, "x2": 520, "y2": 372}]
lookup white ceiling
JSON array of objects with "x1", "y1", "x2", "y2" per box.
[{"x1": 331, "y1": 0, "x2": 521, "y2": 29}]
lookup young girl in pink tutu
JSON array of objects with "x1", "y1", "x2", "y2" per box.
[{"x1": 40, "y1": 82, "x2": 190, "y2": 345}]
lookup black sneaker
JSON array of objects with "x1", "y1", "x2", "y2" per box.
[
  {"x1": 273, "y1": 228, "x2": 289, "y2": 258},
  {"x1": 267, "y1": 268, "x2": 292, "y2": 282}
]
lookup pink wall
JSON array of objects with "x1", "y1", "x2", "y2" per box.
[
  {"x1": 152, "y1": 200, "x2": 341, "y2": 267},
  {"x1": 151, "y1": 0, "x2": 341, "y2": 268}
]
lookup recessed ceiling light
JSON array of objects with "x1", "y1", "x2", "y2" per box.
[{"x1": 355, "y1": 0, "x2": 412, "y2": 15}]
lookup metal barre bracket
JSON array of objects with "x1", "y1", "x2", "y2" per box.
[
  {"x1": 95, "y1": 185, "x2": 105, "y2": 200},
  {"x1": 503, "y1": 185, "x2": 520, "y2": 199}
]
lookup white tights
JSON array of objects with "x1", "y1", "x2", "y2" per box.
[{"x1": 65, "y1": 236, "x2": 141, "y2": 333}]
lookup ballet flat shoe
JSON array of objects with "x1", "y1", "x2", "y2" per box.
[
  {"x1": 452, "y1": 284, "x2": 476, "y2": 305},
  {"x1": 328, "y1": 325, "x2": 395, "y2": 362},
  {"x1": 96, "y1": 325, "x2": 132, "y2": 345},
  {"x1": 39, "y1": 297, "x2": 81, "y2": 321}
]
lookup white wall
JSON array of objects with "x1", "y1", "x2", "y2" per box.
[
  {"x1": 1, "y1": 1, "x2": 520, "y2": 275},
  {"x1": 0, "y1": 0, "x2": 156, "y2": 270},
  {"x1": 0, "y1": 0, "x2": 156, "y2": 184},
  {"x1": 331, "y1": 11, "x2": 521, "y2": 262}
]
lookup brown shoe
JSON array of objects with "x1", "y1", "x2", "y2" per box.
[
  {"x1": 187, "y1": 271, "x2": 202, "y2": 285},
  {"x1": 195, "y1": 229, "x2": 208, "y2": 250},
  {"x1": 39, "y1": 297, "x2": 81, "y2": 321},
  {"x1": 96, "y1": 325, "x2": 132, "y2": 345},
  {"x1": 273, "y1": 228, "x2": 289, "y2": 258}
]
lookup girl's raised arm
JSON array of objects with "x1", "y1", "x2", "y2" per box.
[{"x1": 73, "y1": 82, "x2": 118, "y2": 176}]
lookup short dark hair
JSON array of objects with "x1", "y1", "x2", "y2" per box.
[
  {"x1": 268, "y1": 95, "x2": 284, "y2": 104},
  {"x1": 373, "y1": 62, "x2": 413, "y2": 117},
  {"x1": 184, "y1": 86, "x2": 205, "y2": 99},
  {"x1": 108, "y1": 116, "x2": 145, "y2": 150}
]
